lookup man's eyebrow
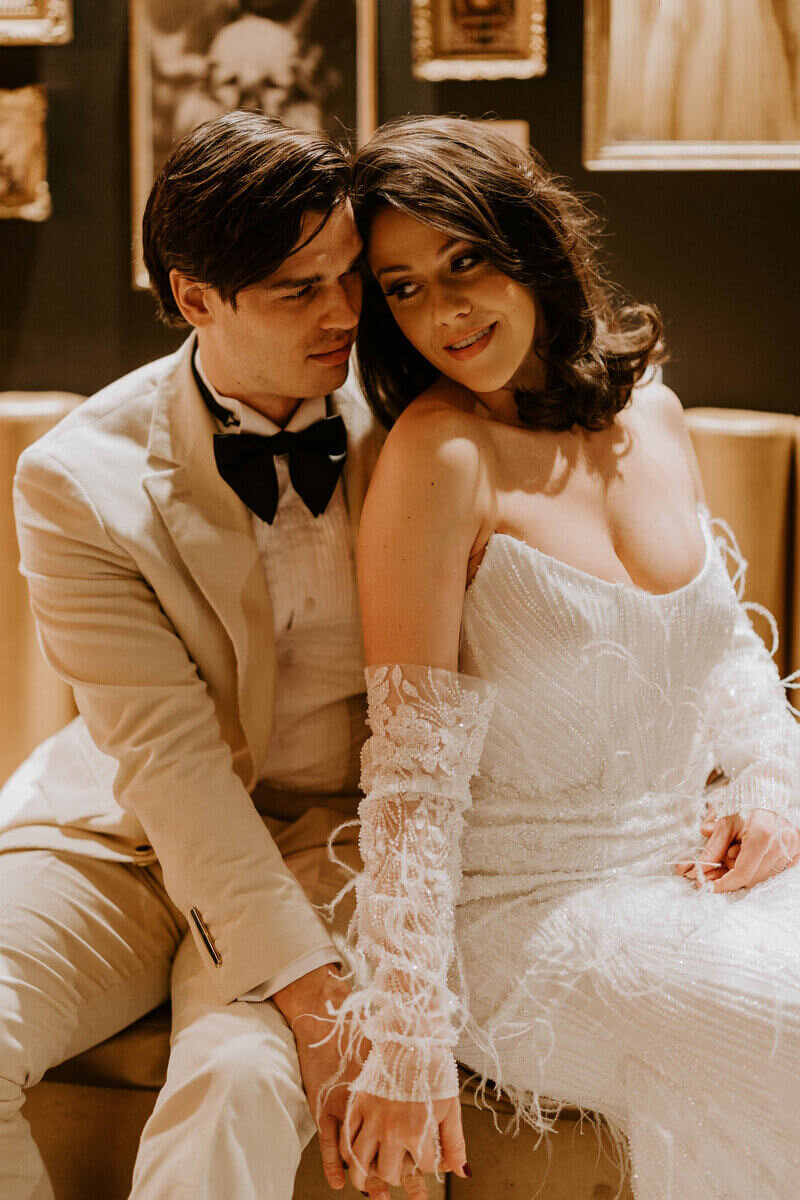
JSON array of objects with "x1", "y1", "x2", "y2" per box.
[
  {"x1": 376, "y1": 238, "x2": 462, "y2": 279},
  {"x1": 268, "y1": 271, "x2": 324, "y2": 292},
  {"x1": 268, "y1": 248, "x2": 364, "y2": 292}
]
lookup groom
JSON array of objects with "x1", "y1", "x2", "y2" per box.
[{"x1": 0, "y1": 111, "x2": 385, "y2": 1198}]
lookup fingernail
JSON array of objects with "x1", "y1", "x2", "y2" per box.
[{"x1": 463, "y1": 1162, "x2": 473, "y2": 1177}]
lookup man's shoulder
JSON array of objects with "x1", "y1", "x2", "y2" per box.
[
  {"x1": 331, "y1": 367, "x2": 387, "y2": 450},
  {"x1": 21, "y1": 343, "x2": 185, "y2": 469}
]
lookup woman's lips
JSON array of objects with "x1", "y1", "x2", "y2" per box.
[
  {"x1": 443, "y1": 323, "x2": 497, "y2": 361},
  {"x1": 309, "y1": 340, "x2": 352, "y2": 366}
]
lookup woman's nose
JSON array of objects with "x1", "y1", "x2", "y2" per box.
[{"x1": 431, "y1": 286, "x2": 472, "y2": 327}]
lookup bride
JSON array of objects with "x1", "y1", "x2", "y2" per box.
[{"x1": 320, "y1": 116, "x2": 800, "y2": 1200}]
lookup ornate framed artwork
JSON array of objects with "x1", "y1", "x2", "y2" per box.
[
  {"x1": 488, "y1": 118, "x2": 530, "y2": 150},
  {"x1": 584, "y1": 0, "x2": 800, "y2": 170},
  {"x1": 129, "y1": 0, "x2": 378, "y2": 288},
  {"x1": 0, "y1": 86, "x2": 51, "y2": 221},
  {"x1": 411, "y1": 0, "x2": 547, "y2": 81},
  {"x1": 0, "y1": 0, "x2": 72, "y2": 44}
]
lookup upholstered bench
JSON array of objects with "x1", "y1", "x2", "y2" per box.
[
  {"x1": 0, "y1": 393, "x2": 82, "y2": 782},
  {"x1": 25, "y1": 1008, "x2": 632, "y2": 1199}
]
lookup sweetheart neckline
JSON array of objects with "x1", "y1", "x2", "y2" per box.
[{"x1": 466, "y1": 502, "x2": 714, "y2": 602}]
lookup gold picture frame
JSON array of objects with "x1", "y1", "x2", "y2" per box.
[
  {"x1": 0, "y1": 85, "x2": 52, "y2": 221},
  {"x1": 487, "y1": 118, "x2": 530, "y2": 151},
  {"x1": 0, "y1": 0, "x2": 72, "y2": 45},
  {"x1": 584, "y1": 0, "x2": 800, "y2": 170},
  {"x1": 129, "y1": 0, "x2": 378, "y2": 289},
  {"x1": 411, "y1": 0, "x2": 546, "y2": 82}
]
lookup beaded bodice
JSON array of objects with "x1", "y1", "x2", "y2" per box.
[{"x1": 457, "y1": 503, "x2": 741, "y2": 902}]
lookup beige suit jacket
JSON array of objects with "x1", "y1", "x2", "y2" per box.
[{"x1": 3, "y1": 335, "x2": 385, "y2": 1003}]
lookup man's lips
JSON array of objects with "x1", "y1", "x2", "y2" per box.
[
  {"x1": 443, "y1": 323, "x2": 497, "y2": 361},
  {"x1": 309, "y1": 338, "x2": 353, "y2": 365}
]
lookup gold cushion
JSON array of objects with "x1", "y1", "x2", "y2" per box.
[{"x1": 686, "y1": 407, "x2": 796, "y2": 674}]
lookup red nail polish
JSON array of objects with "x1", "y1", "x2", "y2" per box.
[{"x1": 463, "y1": 1162, "x2": 473, "y2": 1177}]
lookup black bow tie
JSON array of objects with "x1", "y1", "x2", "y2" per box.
[{"x1": 192, "y1": 352, "x2": 347, "y2": 524}]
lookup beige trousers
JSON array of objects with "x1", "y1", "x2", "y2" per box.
[{"x1": 0, "y1": 806, "x2": 360, "y2": 1200}]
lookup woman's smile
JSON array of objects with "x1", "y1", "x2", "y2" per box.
[{"x1": 443, "y1": 322, "x2": 497, "y2": 359}]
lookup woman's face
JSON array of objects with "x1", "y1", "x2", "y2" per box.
[{"x1": 367, "y1": 207, "x2": 542, "y2": 396}]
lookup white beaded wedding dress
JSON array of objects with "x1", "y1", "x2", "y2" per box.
[{"x1": 323, "y1": 502, "x2": 800, "y2": 1200}]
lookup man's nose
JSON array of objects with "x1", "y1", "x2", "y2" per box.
[{"x1": 319, "y1": 281, "x2": 361, "y2": 329}]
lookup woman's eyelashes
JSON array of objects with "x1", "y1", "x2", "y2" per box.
[
  {"x1": 382, "y1": 250, "x2": 484, "y2": 303},
  {"x1": 452, "y1": 251, "x2": 483, "y2": 272},
  {"x1": 383, "y1": 279, "x2": 419, "y2": 301}
]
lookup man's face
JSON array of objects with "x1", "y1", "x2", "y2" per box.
[{"x1": 202, "y1": 200, "x2": 363, "y2": 405}]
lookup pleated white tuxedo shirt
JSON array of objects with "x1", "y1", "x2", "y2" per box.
[{"x1": 196, "y1": 352, "x2": 366, "y2": 999}]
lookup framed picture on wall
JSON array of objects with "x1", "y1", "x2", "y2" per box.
[
  {"x1": 412, "y1": 0, "x2": 546, "y2": 80},
  {"x1": 0, "y1": 86, "x2": 52, "y2": 221},
  {"x1": 129, "y1": 0, "x2": 378, "y2": 288},
  {"x1": 487, "y1": 118, "x2": 530, "y2": 151},
  {"x1": 584, "y1": 0, "x2": 800, "y2": 169},
  {"x1": 0, "y1": 0, "x2": 72, "y2": 44}
]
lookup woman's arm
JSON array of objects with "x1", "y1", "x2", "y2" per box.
[
  {"x1": 357, "y1": 402, "x2": 489, "y2": 667},
  {"x1": 660, "y1": 386, "x2": 800, "y2": 827},
  {"x1": 323, "y1": 406, "x2": 496, "y2": 1190},
  {"x1": 660, "y1": 388, "x2": 800, "y2": 890}
]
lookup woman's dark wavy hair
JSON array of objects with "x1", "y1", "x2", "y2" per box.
[{"x1": 351, "y1": 116, "x2": 665, "y2": 432}]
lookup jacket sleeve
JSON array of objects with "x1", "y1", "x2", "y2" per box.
[
  {"x1": 13, "y1": 446, "x2": 338, "y2": 1003},
  {"x1": 322, "y1": 664, "x2": 495, "y2": 1133},
  {"x1": 700, "y1": 516, "x2": 800, "y2": 829}
]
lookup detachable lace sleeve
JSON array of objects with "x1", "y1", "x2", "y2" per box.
[
  {"x1": 701, "y1": 513, "x2": 800, "y2": 828},
  {"x1": 322, "y1": 663, "x2": 495, "y2": 1116}
]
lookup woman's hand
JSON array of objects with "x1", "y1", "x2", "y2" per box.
[
  {"x1": 340, "y1": 1093, "x2": 470, "y2": 1197},
  {"x1": 676, "y1": 807, "x2": 800, "y2": 892}
]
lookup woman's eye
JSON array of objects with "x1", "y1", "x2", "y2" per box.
[
  {"x1": 452, "y1": 252, "x2": 481, "y2": 272},
  {"x1": 384, "y1": 281, "x2": 419, "y2": 301}
]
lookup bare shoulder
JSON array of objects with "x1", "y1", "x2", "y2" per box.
[
  {"x1": 630, "y1": 379, "x2": 705, "y2": 504},
  {"x1": 366, "y1": 381, "x2": 488, "y2": 510},
  {"x1": 630, "y1": 376, "x2": 682, "y2": 420},
  {"x1": 357, "y1": 384, "x2": 490, "y2": 667}
]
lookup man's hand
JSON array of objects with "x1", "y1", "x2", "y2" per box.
[{"x1": 273, "y1": 964, "x2": 371, "y2": 1191}]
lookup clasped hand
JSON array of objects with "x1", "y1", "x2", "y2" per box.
[
  {"x1": 676, "y1": 807, "x2": 800, "y2": 891},
  {"x1": 292, "y1": 1012, "x2": 468, "y2": 1199},
  {"x1": 340, "y1": 1091, "x2": 469, "y2": 1199}
]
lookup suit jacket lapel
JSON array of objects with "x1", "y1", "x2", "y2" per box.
[
  {"x1": 331, "y1": 377, "x2": 386, "y2": 564},
  {"x1": 142, "y1": 337, "x2": 274, "y2": 785}
]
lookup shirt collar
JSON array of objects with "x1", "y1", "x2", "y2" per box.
[{"x1": 195, "y1": 348, "x2": 327, "y2": 437}]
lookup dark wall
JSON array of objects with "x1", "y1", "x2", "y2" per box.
[{"x1": 1, "y1": 1, "x2": 798, "y2": 412}]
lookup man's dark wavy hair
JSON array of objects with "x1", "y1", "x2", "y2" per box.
[
  {"x1": 351, "y1": 116, "x2": 665, "y2": 432},
  {"x1": 143, "y1": 111, "x2": 350, "y2": 327}
]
